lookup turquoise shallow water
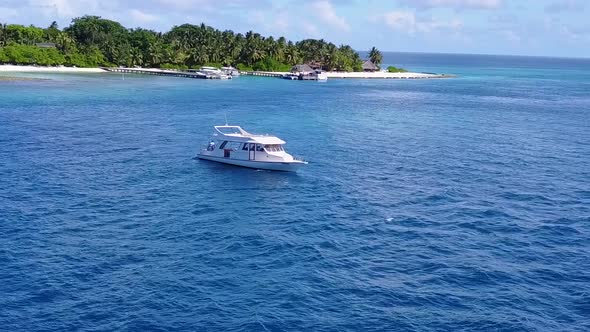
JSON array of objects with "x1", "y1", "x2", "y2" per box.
[{"x1": 1, "y1": 53, "x2": 590, "y2": 331}]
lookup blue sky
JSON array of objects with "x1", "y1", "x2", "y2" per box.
[{"x1": 0, "y1": 0, "x2": 588, "y2": 57}]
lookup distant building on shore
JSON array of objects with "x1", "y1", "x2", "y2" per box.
[
  {"x1": 291, "y1": 64, "x2": 314, "y2": 74},
  {"x1": 307, "y1": 61, "x2": 323, "y2": 70},
  {"x1": 35, "y1": 42, "x2": 56, "y2": 49},
  {"x1": 362, "y1": 60, "x2": 378, "y2": 72}
]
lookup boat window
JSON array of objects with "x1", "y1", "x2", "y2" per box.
[
  {"x1": 242, "y1": 143, "x2": 249, "y2": 151},
  {"x1": 219, "y1": 141, "x2": 228, "y2": 149},
  {"x1": 256, "y1": 144, "x2": 264, "y2": 152},
  {"x1": 227, "y1": 141, "x2": 241, "y2": 150},
  {"x1": 263, "y1": 144, "x2": 284, "y2": 152},
  {"x1": 249, "y1": 143, "x2": 255, "y2": 151}
]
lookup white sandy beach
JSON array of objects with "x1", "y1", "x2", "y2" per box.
[
  {"x1": 325, "y1": 71, "x2": 448, "y2": 79},
  {"x1": 243, "y1": 70, "x2": 448, "y2": 79},
  {"x1": 0, "y1": 65, "x2": 107, "y2": 73},
  {"x1": 0, "y1": 65, "x2": 450, "y2": 79}
]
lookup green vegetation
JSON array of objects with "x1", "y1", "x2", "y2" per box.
[
  {"x1": 368, "y1": 46, "x2": 383, "y2": 68},
  {"x1": 387, "y1": 66, "x2": 407, "y2": 73},
  {"x1": 0, "y1": 17, "x2": 366, "y2": 71}
]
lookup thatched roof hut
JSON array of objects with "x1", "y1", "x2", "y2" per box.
[
  {"x1": 291, "y1": 64, "x2": 314, "y2": 74},
  {"x1": 362, "y1": 60, "x2": 378, "y2": 72}
]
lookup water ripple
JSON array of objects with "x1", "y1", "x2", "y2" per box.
[{"x1": 1, "y1": 56, "x2": 590, "y2": 331}]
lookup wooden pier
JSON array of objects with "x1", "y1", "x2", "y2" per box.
[
  {"x1": 102, "y1": 67, "x2": 210, "y2": 79},
  {"x1": 101, "y1": 67, "x2": 452, "y2": 81},
  {"x1": 241, "y1": 71, "x2": 323, "y2": 80},
  {"x1": 241, "y1": 71, "x2": 285, "y2": 78},
  {"x1": 241, "y1": 70, "x2": 451, "y2": 80}
]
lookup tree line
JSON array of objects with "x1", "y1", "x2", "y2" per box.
[{"x1": 0, "y1": 16, "x2": 384, "y2": 71}]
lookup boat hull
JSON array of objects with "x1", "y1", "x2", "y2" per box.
[{"x1": 197, "y1": 154, "x2": 306, "y2": 172}]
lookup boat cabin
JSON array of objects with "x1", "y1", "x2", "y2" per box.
[{"x1": 207, "y1": 126, "x2": 288, "y2": 161}]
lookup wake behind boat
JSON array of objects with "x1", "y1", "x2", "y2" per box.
[{"x1": 197, "y1": 125, "x2": 307, "y2": 171}]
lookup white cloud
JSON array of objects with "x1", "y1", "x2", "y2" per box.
[
  {"x1": 27, "y1": 0, "x2": 102, "y2": 18},
  {"x1": 158, "y1": 0, "x2": 267, "y2": 11},
  {"x1": 378, "y1": 11, "x2": 416, "y2": 33},
  {"x1": 397, "y1": 0, "x2": 502, "y2": 10},
  {"x1": 159, "y1": 0, "x2": 205, "y2": 11},
  {"x1": 0, "y1": 7, "x2": 19, "y2": 20},
  {"x1": 246, "y1": 10, "x2": 266, "y2": 26},
  {"x1": 500, "y1": 29, "x2": 521, "y2": 43},
  {"x1": 544, "y1": 0, "x2": 586, "y2": 13},
  {"x1": 244, "y1": 9, "x2": 289, "y2": 35},
  {"x1": 376, "y1": 10, "x2": 463, "y2": 34},
  {"x1": 272, "y1": 12, "x2": 290, "y2": 32},
  {"x1": 301, "y1": 21, "x2": 320, "y2": 37},
  {"x1": 309, "y1": 0, "x2": 350, "y2": 31},
  {"x1": 129, "y1": 9, "x2": 159, "y2": 23}
]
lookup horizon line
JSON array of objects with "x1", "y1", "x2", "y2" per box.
[{"x1": 357, "y1": 50, "x2": 590, "y2": 61}]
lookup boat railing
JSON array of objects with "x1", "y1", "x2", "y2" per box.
[{"x1": 293, "y1": 155, "x2": 306, "y2": 162}]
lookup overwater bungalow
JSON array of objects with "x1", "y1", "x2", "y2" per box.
[{"x1": 289, "y1": 64, "x2": 327, "y2": 81}]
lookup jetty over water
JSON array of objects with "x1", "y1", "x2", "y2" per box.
[
  {"x1": 101, "y1": 67, "x2": 452, "y2": 80},
  {"x1": 241, "y1": 71, "x2": 284, "y2": 78},
  {"x1": 240, "y1": 71, "x2": 452, "y2": 79},
  {"x1": 103, "y1": 67, "x2": 210, "y2": 79}
]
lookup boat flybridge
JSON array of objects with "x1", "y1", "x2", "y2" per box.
[{"x1": 197, "y1": 126, "x2": 307, "y2": 171}]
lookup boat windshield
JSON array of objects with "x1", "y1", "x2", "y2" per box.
[{"x1": 264, "y1": 144, "x2": 284, "y2": 152}]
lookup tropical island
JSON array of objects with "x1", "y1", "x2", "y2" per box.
[
  {"x1": 0, "y1": 16, "x2": 453, "y2": 80},
  {"x1": 0, "y1": 16, "x2": 385, "y2": 71}
]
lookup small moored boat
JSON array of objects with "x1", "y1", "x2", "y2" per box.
[
  {"x1": 221, "y1": 66, "x2": 240, "y2": 76},
  {"x1": 282, "y1": 73, "x2": 299, "y2": 80},
  {"x1": 198, "y1": 66, "x2": 232, "y2": 79},
  {"x1": 197, "y1": 125, "x2": 307, "y2": 171}
]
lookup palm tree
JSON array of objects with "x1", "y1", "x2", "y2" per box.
[
  {"x1": 368, "y1": 46, "x2": 383, "y2": 67},
  {"x1": 188, "y1": 47, "x2": 208, "y2": 66},
  {"x1": 284, "y1": 46, "x2": 299, "y2": 65},
  {"x1": 324, "y1": 44, "x2": 338, "y2": 71},
  {"x1": 273, "y1": 36, "x2": 286, "y2": 63},
  {"x1": 56, "y1": 32, "x2": 74, "y2": 53},
  {"x1": 147, "y1": 41, "x2": 162, "y2": 67},
  {"x1": 130, "y1": 47, "x2": 143, "y2": 67},
  {"x1": 250, "y1": 47, "x2": 264, "y2": 63},
  {"x1": 0, "y1": 23, "x2": 7, "y2": 46}
]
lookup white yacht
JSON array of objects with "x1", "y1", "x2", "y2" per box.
[
  {"x1": 199, "y1": 66, "x2": 232, "y2": 79},
  {"x1": 313, "y1": 70, "x2": 328, "y2": 81},
  {"x1": 197, "y1": 125, "x2": 307, "y2": 171},
  {"x1": 221, "y1": 66, "x2": 240, "y2": 76},
  {"x1": 282, "y1": 73, "x2": 299, "y2": 80}
]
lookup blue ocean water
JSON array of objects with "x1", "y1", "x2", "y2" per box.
[{"x1": 1, "y1": 53, "x2": 589, "y2": 331}]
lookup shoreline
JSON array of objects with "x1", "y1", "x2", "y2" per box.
[
  {"x1": 0, "y1": 65, "x2": 107, "y2": 73},
  {"x1": 241, "y1": 70, "x2": 450, "y2": 79},
  {"x1": 1, "y1": 65, "x2": 451, "y2": 79},
  {"x1": 325, "y1": 71, "x2": 451, "y2": 79}
]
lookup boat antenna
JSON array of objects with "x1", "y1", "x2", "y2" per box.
[{"x1": 224, "y1": 112, "x2": 228, "y2": 126}]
